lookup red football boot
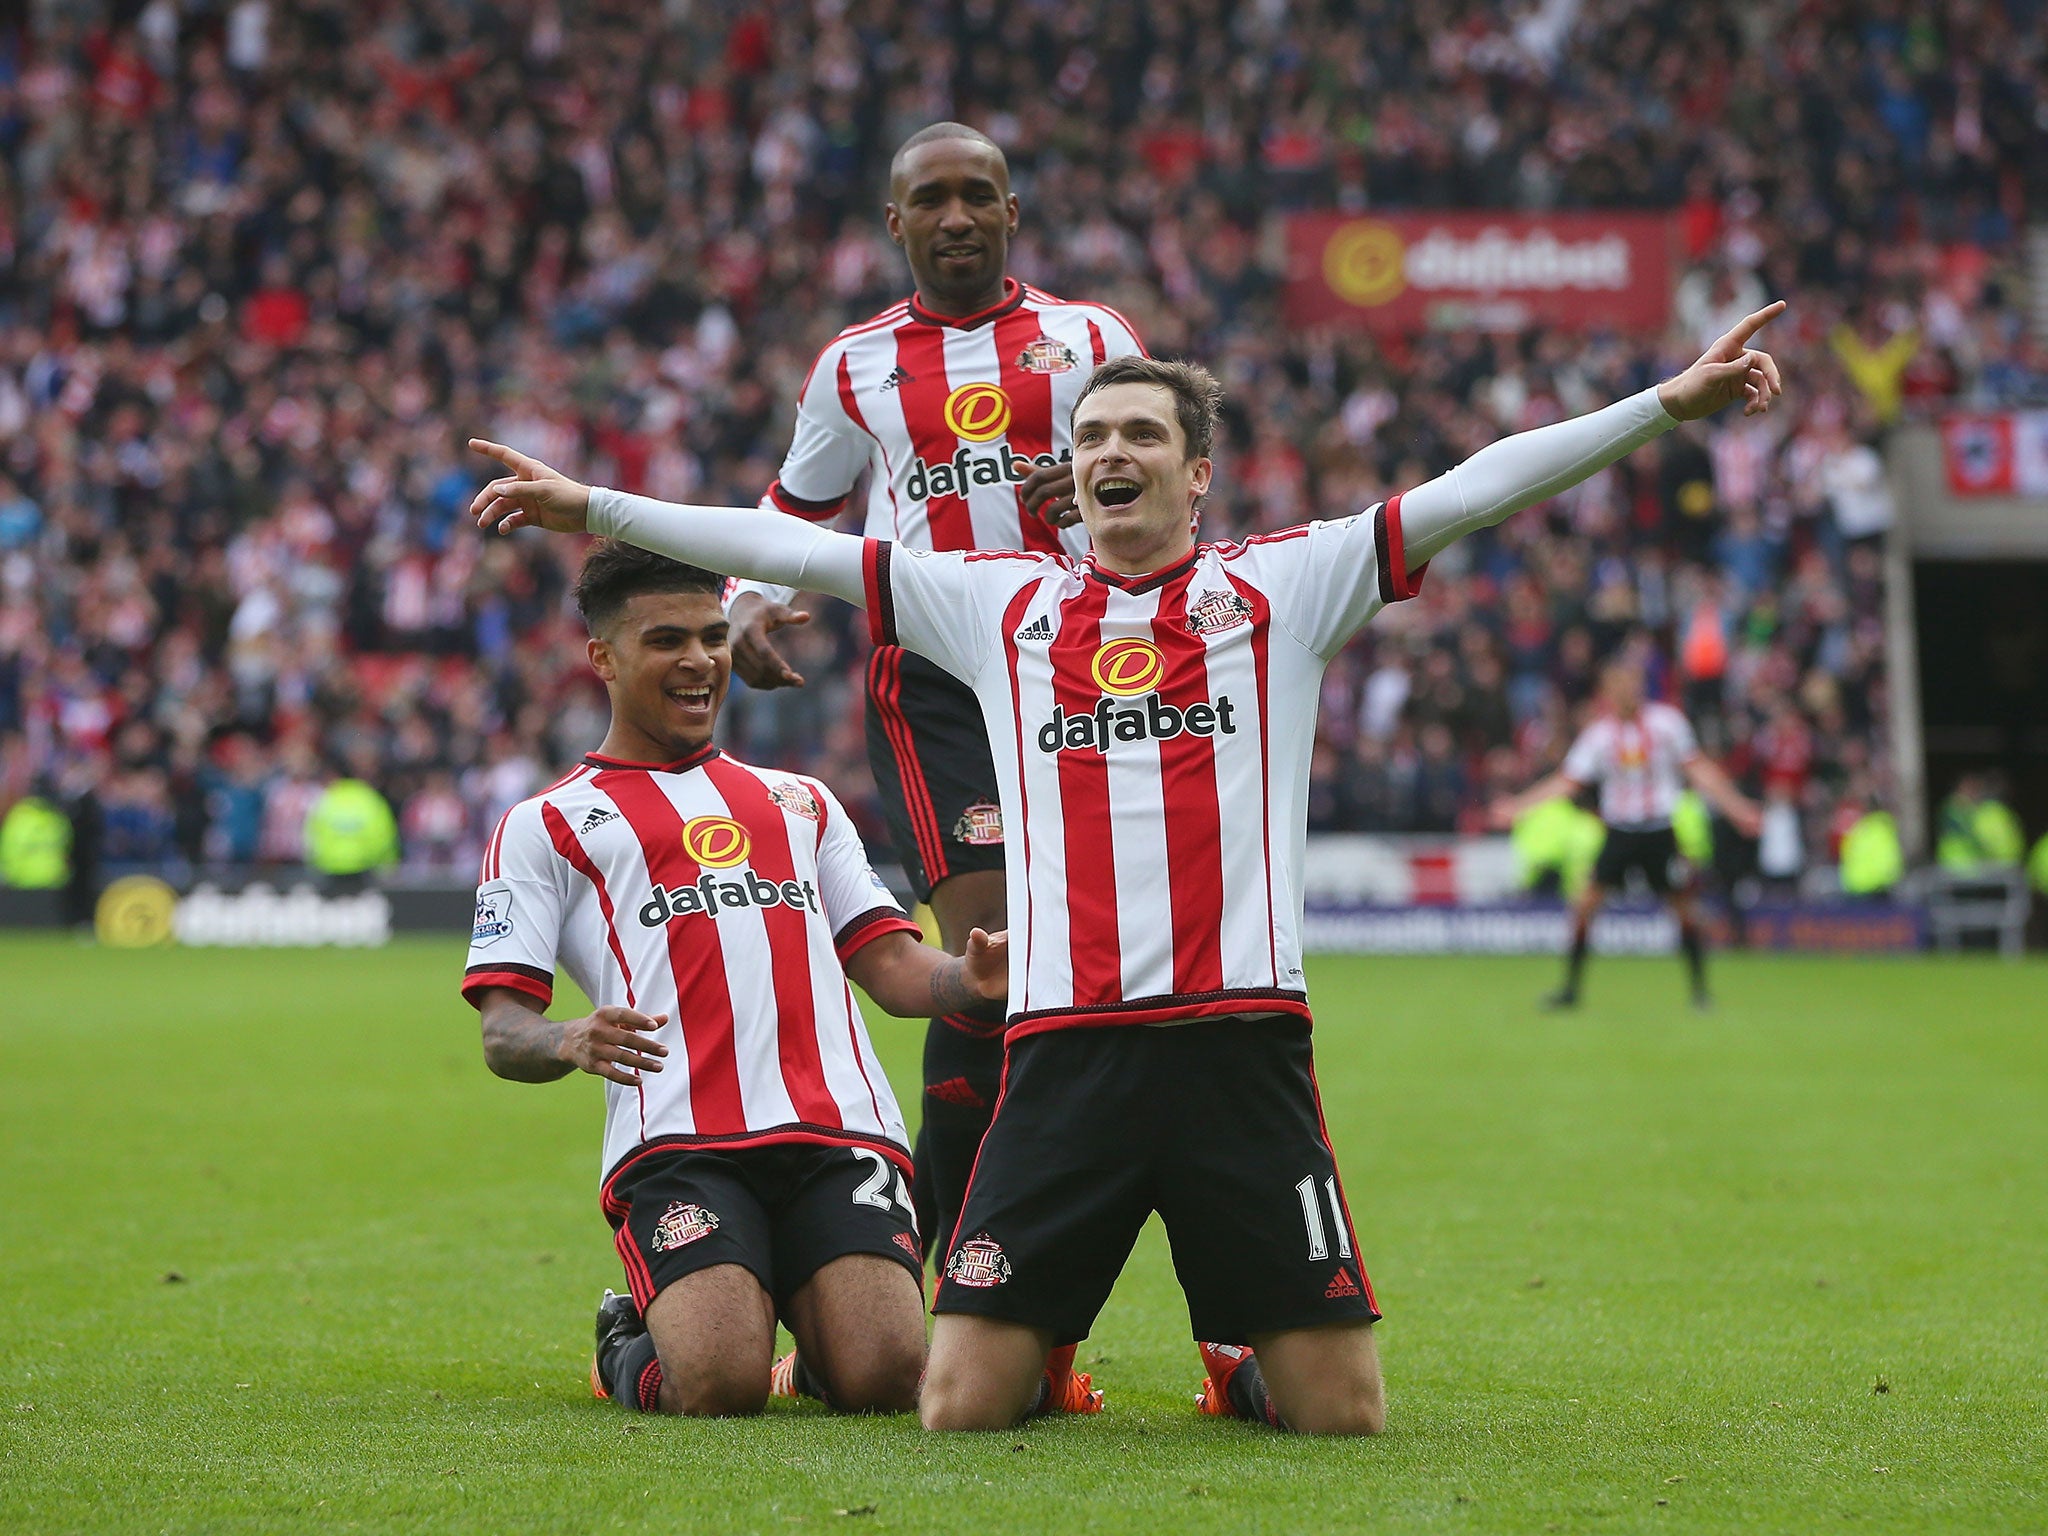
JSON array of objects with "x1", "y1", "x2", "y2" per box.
[
  {"x1": 1194, "y1": 1340, "x2": 1257, "y2": 1418},
  {"x1": 1036, "y1": 1342, "x2": 1104, "y2": 1415}
]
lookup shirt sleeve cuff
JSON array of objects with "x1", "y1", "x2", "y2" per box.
[
  {"x1": 462, "y1": 963, "x2": 555, "y2": 1010},
  {"x1": 833, "y1": 907, "x2": 923, "y2": 964},
  {"x1": 586, "y1": 486, "x2": 620, "y2": 537},
  {"x1": 1381, "y1": 493, "x2": 1428, "y2": 603},
  {"x1": 862, "y1": 539, "x2": 897, "y2": 646},
  {"x1": 767, "y1": 480, "x2": 849, "y2": 521},
  {"x1": 1642, "y1": 384, "x2": 1680, "y2": 432}
]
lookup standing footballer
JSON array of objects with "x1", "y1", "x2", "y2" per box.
[
  {"x1": 726, "y1": 121, "x2": 1140, "y2": 1399},
  {"x1": 1489, "y1": 656, "x2": 1762, "y2": 1010},
  {"x1": 471, "y1": 304, "x2": 1786, "y2": 1433}
]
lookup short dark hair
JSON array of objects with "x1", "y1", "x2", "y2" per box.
[
  {"x1": 1072, "y1": 356, "x2": 1224, "y2": 462},
  {"x1": 890, "y1": 121, "x2": 1007, "y2": 187},
  {"x1": 572, "y1": 540, "x2": 724, "y2": 634}
]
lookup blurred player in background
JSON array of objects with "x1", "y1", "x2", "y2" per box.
[
  {"x1": 726, "y1": 121, "x2": 1140, "y2": 1399},
  {"x1": 467, "y1": 301, "x2": 1785, "y2": 1434},
  {"x1": 463, "y1": 542, "x2": 1010, "y2": 1417},
  {"x1": 1490, "y1": 657, "x2": 1763, "y2": 1010}
]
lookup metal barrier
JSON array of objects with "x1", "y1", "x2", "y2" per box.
[{"x1": 1912, "y1": 869, "x2": 2032, "y2": 959}]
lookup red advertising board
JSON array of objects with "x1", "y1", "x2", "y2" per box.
[{"x1": 1285, "y1": 212, "x2": 1675, "y2": 333}]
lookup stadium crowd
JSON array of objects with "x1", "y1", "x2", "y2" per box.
[{"x1": 0, "y1": 0, "x2": 2039, "y2": 893}]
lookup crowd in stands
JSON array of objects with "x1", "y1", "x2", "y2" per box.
[{"x1": 0, "y1": 0, "x2": 2040, "y2": 894}]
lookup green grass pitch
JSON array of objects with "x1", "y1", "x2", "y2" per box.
[{"x1": 2, "y1": 935, "x2": 2043, "y2": 1534}]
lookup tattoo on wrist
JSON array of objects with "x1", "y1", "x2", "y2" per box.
[
  {"x1": 930, "y1": 957, "x2": 975, "y2": 1017},
  {"x1": 931, "y1": 957, "x2": 1004, "y2": 1022}
]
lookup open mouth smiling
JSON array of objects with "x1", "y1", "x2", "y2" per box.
[
  {"x1": 1093, "y1": 477, "x2": 1142, "y2": 508},
  {"x1": 667, "y1": 684, "x2": 714, "y2": 713}
]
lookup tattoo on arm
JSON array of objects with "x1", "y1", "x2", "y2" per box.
[
  {"x1": 480, "y1": 997, "x2": 572, "y2": 1082},
  {"x1": 929, "y1": 956, "x2": 975, "y2": 1018},
  {"x1": 929, "y1": 956, "x2": 1004, "y2": 1022}
]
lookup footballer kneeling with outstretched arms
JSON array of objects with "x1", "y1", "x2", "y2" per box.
[{"x1": 469, "y1": 304, "x2": 1784, "y2": 1433}]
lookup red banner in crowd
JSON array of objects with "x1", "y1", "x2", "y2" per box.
[
  {"x1": 1285, "y1": 212, "x2": 1675, "y2": 333},
  {"x1": 1939, "y1": 412, "x2": 2048, "y2": 495}
]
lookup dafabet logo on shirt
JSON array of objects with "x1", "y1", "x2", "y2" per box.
[
  {"x1": 942, "y1": 382, "x2": 1013, "y2": 443},
  {"x1": 905, "y1": 371, "x2": 1070, "y2": 504},
  {"x1": 638, "y1": 816, "x2": 822, "y2": 927},
  {"x1": 1090, "y1": 638, "x2": 1164, "y2": 696},
  {"x1": 1037, "y1": 640, "x2": 1239, "y2": 755},
  {"x1": 639, "y1": 869, "x2": 822, "y2": 928},
  {"x1": 681, "y1": 816, "x2": 750, "y2": 869}
]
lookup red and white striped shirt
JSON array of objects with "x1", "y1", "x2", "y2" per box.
[
  {"x1": 461, "y1": 746, "x2": 922, "y2": 1183},
  {"x1": 861, "y1": 500, "x2": 1425, "y2": 1039},
  {"x1": 752, "y1": 277, "x2": 1145, "y2": 560},
  {"x1": 1560, "y1": 702, "x2": 1701, "y2": 829}
]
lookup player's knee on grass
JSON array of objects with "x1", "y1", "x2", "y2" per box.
[
  {"x1": 784, "y1": 1254, "x2": 926, "y2": 1414},
  {"x1": 644, "y1": 1263, "x2": 777, "y2": 1417},
  {"x1": 1280, "y1": 1385, "x2": 1386, "y2": 1437},
  {"x1": 1253, "y1": 1321, "x2": 1386, "y2": 1437},
  {"x1": 920, "y1": 1316, "x2": 1052, "y2": 1431},
  {"x1": 817, "y1": 1327, "x2": 924, "y2": 1414},
  {"x1": 654, "y1": 1352, "x2": 771, "y2": 1418}
]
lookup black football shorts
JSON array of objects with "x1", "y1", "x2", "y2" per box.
[
  {"x1": 1594, "y1": 824, "x2": 1690, "y2": 896},
  {"x1": 933, "y1": 1018, "x2": 1382, "y2": 1346},
  {"x1": 865, "y1": 644, "x2": 1006, "y2": 902},
  {"x1": 601, "y1": 1140, "x2": 922, "y2": 1314}
]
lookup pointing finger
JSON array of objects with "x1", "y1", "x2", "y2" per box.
[
  {"x1": 1722, "y1": 300, "x2": 1786, "y2": 351},
  {"x1": 469, "y1": 438, "x2": 538, "y2": 475}
]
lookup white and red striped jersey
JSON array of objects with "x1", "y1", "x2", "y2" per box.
[
  {"x1": 1559, "y1": 702, "x2": 1701, "y2": 829},
  {"x1": 756, "y1": 277, "x2": 1145, "y2": 558},
  {"x1": 461, "y1": 745, "x2": 922, "y2": 1183},
  {"x1": 860, "y1": 500, "x2": 1426, "y2": 1039}
]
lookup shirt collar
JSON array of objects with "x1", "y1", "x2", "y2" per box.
[
  {"x1": 1083, "y1": 545, "x2": 1202, "y2": 596},
  {"x1": 582, "y1": 742, "x2": 720, "y2": 774},
  {"x1": 908, "y1": 277, "x2": 1026, "y2": 330}
]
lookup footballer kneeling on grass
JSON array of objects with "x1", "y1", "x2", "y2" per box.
[
  {"x1": 464, "y1": 545, "x2": 1086, "y2": 1418},
  {"x1": 470, "y1": 303, "x2": 1785, "y2": 1433}
]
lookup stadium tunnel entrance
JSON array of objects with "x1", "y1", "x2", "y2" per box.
[
  {"x1": 1912, "y1": 561, "x2": 2048, "y2": 843},
  {"x1": 1887, "y1": 427, "x2": 2048, "y2": 863}
]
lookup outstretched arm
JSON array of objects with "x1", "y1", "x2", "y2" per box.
[
  {"x1": 1684, "y1": 755, "x2": 1764, "y2": 839},
  {"x1": 1399, "y1": 303, "x2": 1787, "y2": 569},
  {"x1": 1487, "y1": 771, "x2": 1585, "y2": 830},
  {"x1": 842, "y1": 927, "x2": 1009, "y2": 1022},
  {"x1": 468, "y1": 440, "x2": 869, "y2": 605}
]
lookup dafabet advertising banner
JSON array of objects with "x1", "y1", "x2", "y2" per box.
[{"x1": 1285, "y1": 213, "x2": 1675, "y2": 333}]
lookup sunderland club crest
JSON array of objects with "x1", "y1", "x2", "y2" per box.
[
  {"x1": 944, "y1": 1236, "x2": 1012, "y2": 1288},
  {"x1": 769, "y1": 780, "x2": 822, "y2": 821},
  {"x1": 1016, "y1": 337, "x2": 1078, "y2": 374},
  {"x1": 954, "y1": 801, "x2": 1003, "y2": 846},
  {"x1": 650, "y1": 1201, "x2": 720, "y2": 1252},
  {"x1": 1186, "y1": 589, "x2": 1254, "y2": 637}
]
